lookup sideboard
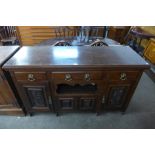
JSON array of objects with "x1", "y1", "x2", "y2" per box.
[
  {"x1": 3, "y1": 46, "x2": 150, "y2": 116},
  {"x1": 0, "y1": 46, "x2": 24, "y2": 115}
]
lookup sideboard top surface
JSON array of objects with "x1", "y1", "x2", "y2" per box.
[
  {"x1": 3, "y1": 46, "x2": 150, "y2": 69},
  {"x1": 0, "y1": 46, "x2": 19, "y2": 66}
]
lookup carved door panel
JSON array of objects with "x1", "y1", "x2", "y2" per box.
[
  {"x1": 55, "y1": 96, "x2": 98, "y2": 114},
  {"x1": 78, "y1": 97, "x2": 96, "y2": 111},
  {"x1": 105, "y1": 83, "x2": 131, "y2": 109},
  {"x1": 18, "y1": 82, "x2": 52, "y2": 113},
  {"x1": 57, "y1": 97, "x2": 76, "y2": 111},
  {"x1": 25, "y1": 86, "x2": 48, "y2": 108}
]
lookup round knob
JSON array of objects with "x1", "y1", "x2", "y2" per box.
[
  {"x1": 120, "y1": 73, "x2": 127, "y2": 81},
  {"x1": 84, "y1": 73, "x2": 91, "y2": 81},
  {"x1": 65, "y1": 74, "x2": 72, "y2": 81},
  {"x1": 28, "y1": 74, "x2": 35, "y2": 82}
]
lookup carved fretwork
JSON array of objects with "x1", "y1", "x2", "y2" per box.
[
  {"x1": 108, "y1": 86, "x2": 128, "y2": 107},
  {"x1": 25, "y1": 86, "x2": 48, "y2": 107}
]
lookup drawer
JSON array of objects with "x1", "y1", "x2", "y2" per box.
[
  {"x1": 14, "y1": 72, "x2": 47, "y2": 82},
  {"x1": 108, "y1": 71, "x2": 139, "y2": 81},
  {"x1": 51, "y1": 71, "x2": 105, "y2": 81}
]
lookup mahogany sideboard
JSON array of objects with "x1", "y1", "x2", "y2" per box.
[
  {"x1": 0, "y1": 46, "x2": 24, "y2": 115},
  {"x1": 3, "y1": 46, "x2": 150, "y2": 116}
]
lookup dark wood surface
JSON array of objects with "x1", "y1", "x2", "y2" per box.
[
  {"x1": 3, "y1": 46, "x2": 150, "y2": 70},
  {"x1": 0, "y1": 46, "x2": 20, "y2": 66},
  {"x1": 0, "y1": 46, "x2": 24, "y2": 115},
  {"x1": 3, "y1": 46, "x2": 150, "y2": 116}
]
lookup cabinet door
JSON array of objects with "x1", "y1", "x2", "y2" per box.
[
  {"x1": 57, "y1": 97, "x2": 76, "y2": 111},
  {"x1": 105, "y1": 83, "x2": 131, "y2": 109},
  {"x1": 18, "y1": 82, "x2": 52, "y2": 113},
  {"x1": 79, "y1": 97, "x2": 96, "y2": 111},
  {"x1": 55, "y1": 96, "x2": 98, "y2": 114}
]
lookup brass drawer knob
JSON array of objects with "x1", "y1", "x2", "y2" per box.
[
  {"x1": 120, "y1": 73, "x2": 127, "y2": 80},
  {"x1": 84, "y1": 73, "x2": 91, "y2": 81},
  {"x1": 28, "y1": 74, "x2": 36, "y2": 82},
  {"x1": 65, "y1": 74, "x2": 72, "y2": 81}
]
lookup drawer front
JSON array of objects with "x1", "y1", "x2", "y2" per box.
[
  {"x1": 51, "y1": 71, "x2": 105, "y2": 81},
  {"x1": 14, "y1": 72, "x2": 47, "y2": 82},
  {"x1": 108, "y1": 71, "x2": 139, "y2": 81}
]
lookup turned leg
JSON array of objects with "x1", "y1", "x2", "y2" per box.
[
  {"x1": 121, "y1": 109, "x2": 126, "y2": 115},
  {"x1": 29, "y1": 112, "x2": 33, "y2": 116},
  {"x1": 56, "y1": 112, "x2": 60, "y2": 117},
  {"x1": 96, "y1": 109, "x2": 101, "y2": 116},
  {"x1": 96, "y1": 112, "x2": 100, "y2": 116}
]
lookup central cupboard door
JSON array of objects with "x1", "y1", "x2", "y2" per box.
[
  {"x1": 50, "y1": 71, "x2": 106, "y2": 114},
  {"x1": 55, "y1": 96, "x2": 98, "y2": 112}
]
